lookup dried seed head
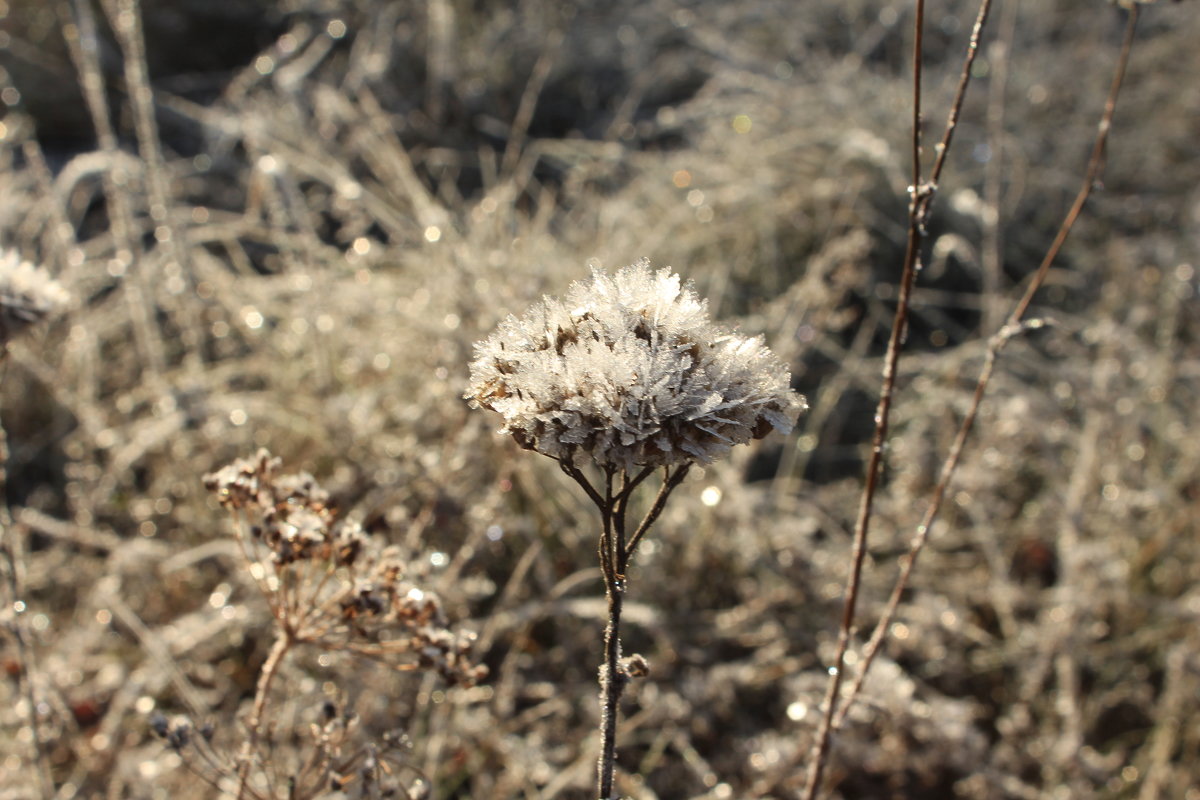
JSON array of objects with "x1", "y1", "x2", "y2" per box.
[
  {"x1": 0, "y1": 250, "x2": 71, "y2": 347},
  {"x1": 205, "y1": 450, "x2": 488, "y2": 686},
  {"x1": 465, "y1": 259, "x2": 806, "y2": 469},
  {"x1": 203, "y1": 448, "x2": 280, "y2": 510}
]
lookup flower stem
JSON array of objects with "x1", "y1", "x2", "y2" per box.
[
  {"x1": 597, "y1": 567, "x2": 625, "y2": 799},
  {"x1": 236, "y1": 632, "x2": 292, "y2": 800},
  {"x1": 596, "y1": 468, "x2": 624, "y2": 798}
]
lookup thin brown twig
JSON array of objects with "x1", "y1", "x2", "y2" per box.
[
  {"x1": 919, "y1": 0, "x2": 996, "y2": 224},
  {"x1": 831, "y1": 0, "x2": 1141, "y2": 734},
  {"x1": 560, "y1": 459, "x2": 606, "y2": 509},
  {"x1": 1009, "y1": 5, "x2": 1139, "y2": 327},
  {"x1": 799, "y1": 2, "x2": 929, "y2": 796},
  {"x1": 618, "y1": 466, "x2": 656, "y2": 506}
]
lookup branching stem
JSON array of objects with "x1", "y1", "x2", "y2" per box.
[
  {"x1": 800, "y1": 0, "x2": 1006, "y2": 793},
  {"x1": 799, "y1": 3, "x2": 930, "y2": 796},
  {"x1": 834, "y1": 2, "x2": 1141, "y2": 730},
  {"x1": 624, "y1": 464, "x2": 690, "y2": 564},
  {"x1": 568, "y1": 462, "x2": 691, "y2": 799},
  {"x1": 803, "y1": 3, "x2": 1139, "y2": 796}
]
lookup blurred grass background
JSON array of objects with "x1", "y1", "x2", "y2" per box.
[{"x1": 1, "y1": 1, "x2": 1198, "y2": 798}]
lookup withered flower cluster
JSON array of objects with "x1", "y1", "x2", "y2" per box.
[
  {"x1": 204, "y1": 450, "x2": 485, "y2": 686},
  {"x1": 205, "y1": 450, "x2": 363, "y2": 566}
]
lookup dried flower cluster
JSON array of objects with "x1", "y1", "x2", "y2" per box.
[
  {"x1": 0, "y1": 250, "x2": 71, "y2": 347},
  {"x1": 205, "y1": 451, "x2": 364, "y2": 567},
  {"x1": 204, "y1": 450, "x2": 486, "y2": 686},
  {"x1": 465, "y1": 259, "x2": 805, "y2": 470}
]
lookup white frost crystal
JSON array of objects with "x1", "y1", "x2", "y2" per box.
[
  {"x1": 0, "y1": 250, "x2": 70, "y2": 346},
  {"x1": 465, "y1": 259, "x2": 806, "y2": 469}
]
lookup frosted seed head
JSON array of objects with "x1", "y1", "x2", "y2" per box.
[{"x1": 465, "y1": 259, "x2": 806, "y2": 469}]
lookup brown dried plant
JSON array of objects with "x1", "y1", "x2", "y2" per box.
[{"x1": 195, "y1": 449, "x2": 485, "y2": 799}]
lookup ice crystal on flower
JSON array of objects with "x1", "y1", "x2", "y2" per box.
[{"x1": 465, "y1": 259, "x2": 806, "y2": 469}]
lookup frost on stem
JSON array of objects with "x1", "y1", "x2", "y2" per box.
[
  {"x1": 0, "y1": 250, "x2": 71, "y2": 347},
  {"x1": 465, "y1": 258, "x2": 806, "y2": 470}
]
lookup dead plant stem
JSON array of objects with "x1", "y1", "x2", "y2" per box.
[
  {"x1": 624, "y1": 465, "x2": 689, "y2": 562},
  {"x1": 237, "y1": 632, "x2": 293, "y2": 800},
  {"x1": 597, "y1": 469, "x2": 624, "y2": 799},
  {"x1": 591, "y1": 463, "x2": 688, "y2": 798},
  {"x1": 831, "y1": 3, "x2": 1140, "y2": 732},
  {"x1": 799, "y1": 3, "x2": 929, "y2": 797}
]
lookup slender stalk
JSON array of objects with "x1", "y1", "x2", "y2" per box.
[
  {"x1": 596, "y1": 580, "x2": 625, "y2": 799},
  {"x1": 560, "y1": 459, "x2": 606, "y2": 509},
  {"x1": 800, "y1": 4, "x2": 928, "y2": 797},
  {"x1": 236, "y1": 633, "x2": 293, "y2": 800},
  {"x1": 919, "y1": 0, "x2": 995, "y2": 223},
  {"x1": 833, "y1": 2, "x2": 1141, "y2": 730},
  {"x1": 1007, "y1": 5, "x2": 1139, "y2": 327},
  {"x1": 586, "y1": 462, "x2": 690, "y2": 798},
  {"x1": 596, "y1": 469, "x2": 624, "y2": 799},
  {"x1": 614, "y1": 466, "x2": 655, "y2": 537},
  {"x1": 800, "y1": 0, "x2": 1010, "y2": 792}
]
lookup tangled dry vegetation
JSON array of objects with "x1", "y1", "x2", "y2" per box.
[{"x1": 0, "y1": 1, "x2": 1198, "y2": 798}]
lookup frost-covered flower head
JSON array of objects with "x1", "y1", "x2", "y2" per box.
[
  {"x1": 0, "y1": 250, "x2": 71, "y2": 347},
  {"x1": 465, "y1": 259, "x2": 806, "y2": 470}
]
